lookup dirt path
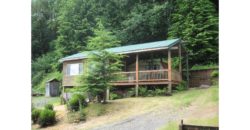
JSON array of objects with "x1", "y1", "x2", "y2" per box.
[
  {"x1": 90, "y1": 107, "x2": 189, "y2": 130},
  {"x1": 90, "y1": 105, "x2": 218, "y2": 130}
]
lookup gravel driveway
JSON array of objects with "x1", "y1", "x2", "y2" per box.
[{"x1": 91, "y1": 107, "x2": 190, "y2": 130}]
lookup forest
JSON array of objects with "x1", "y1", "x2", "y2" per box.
[{"x1": 32, "y1": 0, "x2": 218, "y2": 92}]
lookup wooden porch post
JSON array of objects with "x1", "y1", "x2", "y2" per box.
[
  {"x1": 106, "y1": 87, "x2": 110, "y2": 101},
  {"x1": 168, "y1": 48, "x2": 172, "y2": 94},
  {"x1": 135, "y1": 53, "x2": 139, "y2": 97},
  {"x1": 179, "y1": 44, "x2": 182, "y2": 81}
]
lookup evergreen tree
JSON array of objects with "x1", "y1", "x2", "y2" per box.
[
  {"x1": 76, "y1": 23, "x2": 123, "y2": 103},
  {"x1": 55, "y1": 0, "x2": 94, "y2": 56},
  {"x1": 168, "y1": 0, "x2": 218, "y2": 65}
]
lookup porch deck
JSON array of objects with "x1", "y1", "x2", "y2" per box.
[{"x1": 112, "y1": 69, "x2": 181, "y2": 86}]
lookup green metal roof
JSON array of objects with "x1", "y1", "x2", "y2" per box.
[{"x1": 59, "y1": 38, "x2": 181, "y2": 62}]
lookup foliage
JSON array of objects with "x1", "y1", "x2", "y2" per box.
[
  {"x1": 168, "y1": 0, "x2": 218, "y2": 65},
  {"x1": 147, "y1": 90, "x2": 155, "y2": 97},
  {"x1": 33, "y1": 71, "x2": 62, "y2": 93},
  {"x1": 38, "y1": 109, "x2": 56, "y2": 127},
  {"x1": 76, "y1": 24, "x2": 123, "y2": 103},
  {"x1": 87, "y1": 20, "x2": 121, "y2": 50},
  {"x1": 171, "y1": 57, "x2": 181, "y2": 69},
  {"x1": 44, "y1": 104, "x2": 54, "y2": 110},
  {"x1": 67, "y1": 109, "x2": 86, "y2": 123},
  {"x1": 155, "y1": 88, "x2": 167, "y2": 96},
  {"x1": 32, "y1": 0, "x2": 57, "y2": 59},
  {"x1": 138, "y1": 87, "x2": 148, "y2": 97},
  {"x1": 127, "y1": 88, "x2": 135, "y2": 97},
  {"x1": 32, "y1": 51, "x2": 62, "y2": 92},
  {"x1": 32, "y1": 0, "x2": 218, "y2": 96},
  {"x1": 191, "y1": 64, "x2": 218, "y2": 70},
  {"x1": 211, "y1": 70, "x2": 219, "y2": 78},
  {"x1": 176, "y1": 81, "x2": 188, "y2": 91},
  {"x1": 67, "y1": 94, "x2": 87, "y2": 111},
  {"x1": 54, "y1": 0, "x2": 95, "y2": 56},
  {"x1": 110, "y1": 93, "x2": 122, "y2": 100},
  {"x1": 118, "y1": 2, "x2": 174, "y2": 44},
  {"x1": 32, "y1": 108, "x2": 41, "y2": 124}
]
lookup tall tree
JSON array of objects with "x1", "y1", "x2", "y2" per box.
[
  {"x1": 55, "y1": 0, "x2": 95, "y2": 56},
  {"x1": 76, "y1": 22, "x2": 123, "y2": 103},
  {"x1": 168, "y1": 0, "x2": 218, "y2": 65},
  {"x1": 117, "y1": 1, "x2": 174, "y2": 44},
  {"x1": 32, "y1": 0, "x2": 57, "y2": 59}
]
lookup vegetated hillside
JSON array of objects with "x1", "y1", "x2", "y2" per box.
[
  {"x1": 33, "y1": 86, "x2": 218, "y2": 130},
  {"x1": 32, "y1": 0, "x2": 218, "y2": 92}
]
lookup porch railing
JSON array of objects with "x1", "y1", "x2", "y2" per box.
[
  {"x1": 113, "y1": 69, "x2": 181, "y2": 83},
  {"x1": 139, "y1": 69, "x2": 168, "y2": 81},
  {"x1": 114, "y1": 71, "x2": 136, "y2": 82}
]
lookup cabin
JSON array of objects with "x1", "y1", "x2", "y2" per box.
[{"x1": 59, "y1": 38, "x2": 188, "y2": 99}]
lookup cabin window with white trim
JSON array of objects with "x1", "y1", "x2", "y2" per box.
[{"x1": 66, "y1": 63, "x2": 83, "y2": 76}]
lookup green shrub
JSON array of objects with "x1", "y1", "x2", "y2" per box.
[
  {"x1": 67, "y1": 94, "x2": 87, "y2": 111},
  {"x1": 211, "y1": 70, "x2": 219, "y2": 78},
  {"x1": 127, "y1": 88, "x2": 135, "y2": 97},
  {"x1": 79, "y1": 109, "x2": 87, "y2": 121},
  {"x1": 138, "y1": 87, "x2": 148, "y2": 97},
  {"x1": 32, "y1": 108, "x2": 41, "y2": 124},
  {"x1": 176, "y1": 81, "x2": 187, "y2": 91},
  {"x1": 67, "y1": 109, "x2": 86, "y2": 123},
  {"x1": 44, "y1": 104, "x2": 53, "y2": 110},
  {"x1": 147, "y1": 90, "x2": 154, "y2": 97},
  {"x1": 155, "y1": 88, "x2": 166, "y2": 96},
  {"x1": 110, "y1": 93, "x2": 122, "y2": 100},
  {"x1": 38, "y1": 109, "x2": 56, "y2": 127}
]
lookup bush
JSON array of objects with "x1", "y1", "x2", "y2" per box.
[
  {"x1": 110, "y1": 93, "x2": 122, "y2": 100},
  {"x1": 176, "y1": 81, "x2": 187, "y2": 91},
  {"x1": 110, "y1": 93, "x2": 118, "y2": 100},
  {"x1": 138, "y1": 87, "x2": 148, "y2": 97},
  {"x1": 32, "y1": 108, "x2": 41, "y2": 124},
  {"x1": 155, "y1": 88, "x2": 166, "y2": 96},
  {"x1": 67, "y1": 109, "x2": 86, "y2": 123},
  {"x1": 67, "y1": 94, "x2": 87, "y2": 111},
  {"x1": 38, "y1": 109, "x2": 56, "y2": 127},
  {"x1": 211, "y1": 70, "x2": 219, "y2": 78},
  {"x1": 147, "y1": 90, "x2": 154, "y2": 97},
  {"x1": 127, "y1": 88, "x2": 135, "y2": 97},
  {"x1": 44, "y1": 104, "x2": 53, "y2": 110}
]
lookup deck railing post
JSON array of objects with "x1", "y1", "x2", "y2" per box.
[
  {"x1": 179, "y1": 43, "x2": 182, "y2": 81},
  {"x1": 135, "y1": 53, "x2": 139, "y2": 97},
  {"x1": 168, "y1": 48, "x2": 172, "y2": 94},
  {"x1": 179, "y1": 120, "x2": 183, "y2": 130}
]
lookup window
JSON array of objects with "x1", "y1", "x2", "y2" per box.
[{"x1": 66, "y1": 63, "x2": 83, "y2": 76}]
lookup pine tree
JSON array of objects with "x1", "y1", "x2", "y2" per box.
[
  {"x1": 168, "y1": 0, "x2": 218, "y2": 65},
  {"x1": 76, "y1": 22, "x2": 123, "y2": 103}
]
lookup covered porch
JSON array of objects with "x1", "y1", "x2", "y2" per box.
[{"x1": 109, "y1": 41, "x2": 186, "y2": 98}]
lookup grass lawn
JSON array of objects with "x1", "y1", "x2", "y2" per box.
[
  {"x1": 32, "y1": 96, "x2": 61, "y2": 108},
  {"x1": 159, "y1": 86, "x2": 219, "y2": 130}
]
